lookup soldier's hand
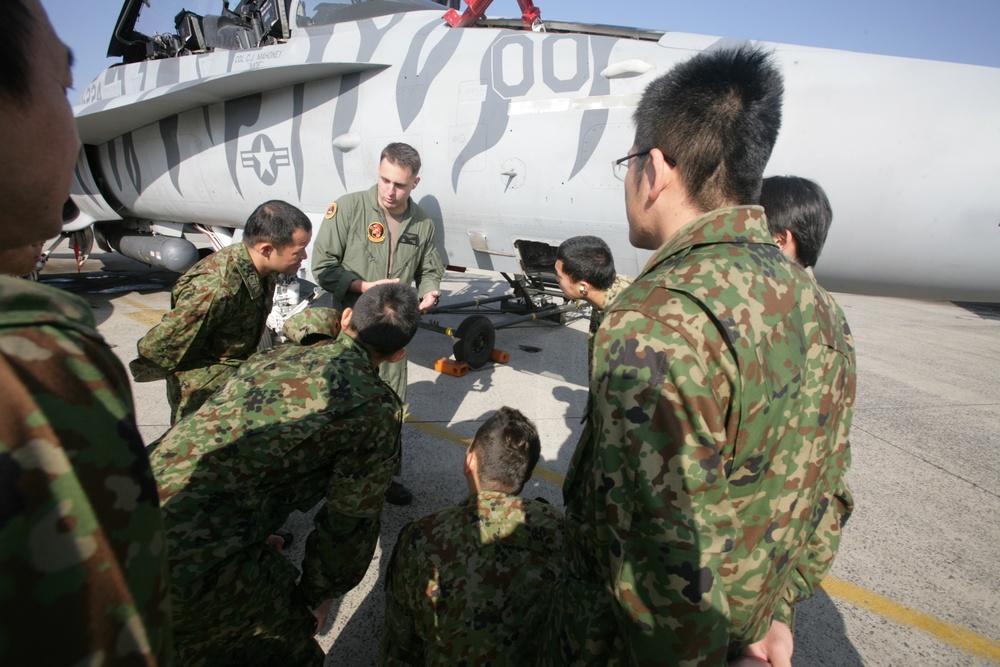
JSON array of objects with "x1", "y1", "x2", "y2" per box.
[
  {"x1": 736, "y1": 620, "x2": 793, "y2": 667},
  {"x1": 418, "y1": 290, "x2": 440, "y2": 311},
  {"x1": 311, "y1": 599, "x2": 333, "y2": 635}
]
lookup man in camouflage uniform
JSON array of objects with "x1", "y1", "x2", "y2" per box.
[
  {"x1": 130, "y1": 200, "x2": 312, "y2": 424},
  {"x1": 312, "y1": 142, "x2": 445, "y2": 505},
  {"x1": 553, "y1": 235, "x2": 633, "y2": 378},
  {"x1": 379, "y1": 407, "x2": 563, "y2": 666},
  {"x1": 148, "y1": 284, "x2": 420, "y2": 666},
  {"x1": 546, "y1": 45, "x2": 856, "y2": 665},
  {"x1": 0, "y1": 1, "x2": 173, "y2": 664}
]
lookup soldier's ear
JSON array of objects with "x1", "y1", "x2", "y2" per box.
[
  {"x1": 647, "y1": 148, "x2": 674, "y2": 201},
  {"x1": 254, "y1": 241, "x2": 275, "y2": 259},
  {"x1": 384, "y1": 347, "x2": 407, "y2": 364},
  {"x1": 340, "y1": 308, "x2": 353, "y2": 331},
  {"x1": 465, "y1": 449, "x2": 478, "y2": 478},
  {"x1": 412, "y1": 176, "x2": 420, "y2": 189}
]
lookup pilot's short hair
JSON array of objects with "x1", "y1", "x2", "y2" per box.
[
  {"x1": 760, "y1": 175, "x2": 833, "y2": 269},
  {"x1": 556, "y1": 236, "x2": 616, "y2": 291},
  {"x1": 0, "y1": 0, "x2": 35, "y2": 104},
  {"x1": 469, "y1": 407, "x2": 541, "y2": 495},
  {"x1": 632, "y1": 44, "x2": 783, "y2": 213},
  {"x1": 243, "y1": 200, "x2": 312, "y2": 249},
  {"x1": 380, "y1": 142, "x2": 422, "y2": 178},
  {"x1": 351, "y1": 283, "x2": 420, "y2": 357}
]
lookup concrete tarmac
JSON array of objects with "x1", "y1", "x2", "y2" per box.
[{"x1": 40, "y1": 250, "x2": 1000, "y2": 666}]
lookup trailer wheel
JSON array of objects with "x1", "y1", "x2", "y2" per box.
[{"x1": 453, "y1": 315, "x2": 495, "y2": 369}]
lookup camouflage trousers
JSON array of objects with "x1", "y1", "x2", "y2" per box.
[{"x1": 171, "y1": 545, "x2": 324, "y2": 667}]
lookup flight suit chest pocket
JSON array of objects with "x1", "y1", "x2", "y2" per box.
[{"x1": 393, "y1": 232, "x2": 421, "y2": 273}]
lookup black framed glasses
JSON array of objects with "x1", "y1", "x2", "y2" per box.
[{"x1": 611, "y1": 149, "x2": 676, "y2": 181}]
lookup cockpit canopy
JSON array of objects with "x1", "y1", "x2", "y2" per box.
[{"x1": 108, "y1": 0, "x2": 456, "y2": 64}]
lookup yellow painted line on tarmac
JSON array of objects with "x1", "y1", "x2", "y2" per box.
[
  {"x1": 820, "y1": 577, "x2": 1000, "y2": 663},
  {"x1": 408, "y1": 419, "x2": 472, "y2": 448},
  {"x1": 406, "y1": 414, "x2": 1000, "y2": 664},
  {"x1": 118, "y1": 296, "x2": 166, "y2": 328}
]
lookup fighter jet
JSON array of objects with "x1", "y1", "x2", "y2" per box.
[{"x1": 64, "y1": 0, "x2": 1000, "y2": 363}]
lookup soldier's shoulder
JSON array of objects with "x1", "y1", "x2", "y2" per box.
[
  {"x1": 523, "y1": 496, "x2": 565, "y2": 522},
  {"x1": 606, "y1": 274, "x2": 710, "y2": 332},
  {"x1": 0, "y1": 277, "x2": 104, "y2": 343},
  {"x1": 804, "y1": 281, "x2": 855, "y2": 355},
  {"x1": 335, "y1": 188, "x2": 371, "y2": 211},
  {"x1": 0, "y1": 277, "x2": 96, "y2": 331},
  {"x1": 400, "y1": 503, "x2": 469, "y2": 549},
  {"x1": 177, "y1": 245, "x2": 247, "y2": 293}
]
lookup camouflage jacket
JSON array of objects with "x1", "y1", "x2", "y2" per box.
[
  {"x1": 561, "y1": 206, "x2": 856, "y2": 664},
  {"x1": 149, "y1": 332, "x2": 401, "y2": 606},
  {"x1": 587, "y1": 274, "x2": 633, "y2": 378},
  {"x1": 131, "y1": 243, "x2": 276, "y2": 422},
  {"x1": 311, "y1": 185, "x2": 444, "y2": 311},
  {"x1": 379, "y1": 491, "x2": 564, "y2": 667},
  {"x1": 0, "y1": 278, "x2": 173, "y2": 666}
]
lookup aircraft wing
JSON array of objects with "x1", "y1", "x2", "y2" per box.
[{"x1": 76, "y1": 61, "x2": 387, "y2": 144}]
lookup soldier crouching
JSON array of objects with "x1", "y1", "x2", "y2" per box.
[{"x1": 148, "y1": 283, "x2": 419, "y2": 666}]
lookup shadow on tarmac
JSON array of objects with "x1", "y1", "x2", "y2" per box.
[
  {"x1": 793, "y1": 590, "x2": 865, "y2": 666},
  {"x1": 38, "y1": 252, "x2": 177, "y2": 327}
]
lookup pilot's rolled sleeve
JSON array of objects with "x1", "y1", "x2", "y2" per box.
[{"x1": 311, "y1": 213, "x2": 360, "y2": 304}]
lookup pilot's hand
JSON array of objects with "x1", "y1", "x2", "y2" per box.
[
  {"x1": 736, "y1": 620, "x2": 793, "y2": 667},
  {"x1": 311, "y1": 599, "x2": 333, "y2": 635},
  {"x1": 359, "y1": 278, "x2": 400, "y2": 293},
  {"x1": 418, "y1": 290, "x2": 440, "y2": 311}
]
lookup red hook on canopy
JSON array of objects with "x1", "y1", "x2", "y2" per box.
[{"x1": 444, "y1": 0, "x2": 542, "y2": 30}]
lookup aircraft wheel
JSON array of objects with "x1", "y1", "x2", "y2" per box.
[{"x1": 453, "y1": 315, "x2": 495, "y2": 369}]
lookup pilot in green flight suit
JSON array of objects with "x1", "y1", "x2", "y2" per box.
[{"x1": 312, "y1": 142, "x2": 444, "y2": 505}]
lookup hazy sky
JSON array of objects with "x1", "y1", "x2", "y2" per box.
[{"x1": 43, "y1": 0, "x2": 1000, "y2": 99}]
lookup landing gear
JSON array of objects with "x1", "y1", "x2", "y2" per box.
[
  {"x1": 452, "y1": 314, "x2": 496, "y2": 368},
  {"x1": 420, "y1": 271, "x2": 584, "y2": 370}
]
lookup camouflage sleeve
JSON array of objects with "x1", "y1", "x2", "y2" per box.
[
  {"x1": 135, "y1": 272, "x2": 222, "y2": 373},
  {"x1": 377, "y1": 523, "x2": 425, "y2": 667},
  {"x1": 595, "y1": 304, "x2": 736, "y2": 665},
  {"x1": 413, "y1": 221, "x2": 444, "y2": 299},
  {"x1": 297, "y1": 406, "x2": 401, "y2": 605},
  {"x1": 772, "y1": 450, "x2": 855, "y2": 628},
  {"x1": 311, "y1": 208, "x2": 362, "y2": 303},
  {"x1": 0, "y1": 312, "x2": 173, "y2": 665}
]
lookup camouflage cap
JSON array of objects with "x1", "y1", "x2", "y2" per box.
[{"x1": 282, "y1": 307, "x2": 341, "y2": 344}]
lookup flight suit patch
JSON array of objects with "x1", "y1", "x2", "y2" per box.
[
  {"x1": 399, "y1": 232, "x2": 420, "y2": 246},
  {"x1": 368, "y1": 222, "x2": 386, "y2": 243},
  {"x1": 324, "y1": 203, "x2": 338, "y2": 219}
]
